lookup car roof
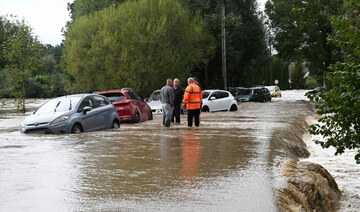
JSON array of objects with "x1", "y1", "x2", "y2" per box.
[
  {"x1": 204, "y1": 89, "x2": 229, "y2": 93},
  {"x1": 95, "y1": 89, "x2": 134, "y2": 94}
]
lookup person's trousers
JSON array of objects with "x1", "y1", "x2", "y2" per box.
[
  {"x1": 162, "y1": 103, "x2": 173, "y2": 127},
  {"x1": 187, "y1": 109, "x2": 200, "y2": 127},
  {"x1": 171, "y1": 104, "x2": 181, "y2": 123}
]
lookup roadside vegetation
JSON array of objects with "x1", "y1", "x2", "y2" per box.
[{"x1": 0, "y1": 0, "x2": 359, "y2": 162}]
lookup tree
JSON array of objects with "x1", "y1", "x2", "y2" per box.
[
  {"x1": 290, "y1": 61, "x2": 305, "y2": 89},
  {"x1": 2, "y1": 21, "x2": 44, "y2": 112},
  {"x1": 265, "y1": 0, "x2": 343, "y2": 85},
  {"x1": 64, "y1": 0, "x2": 215, "y2": 97},
  {"x1": 308, "y1": 0, "x2": 360, "y2": 163}
]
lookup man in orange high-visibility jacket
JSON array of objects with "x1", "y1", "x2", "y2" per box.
[{"x1": 182, "y1": 77, "x2": 202, "y2": 127}]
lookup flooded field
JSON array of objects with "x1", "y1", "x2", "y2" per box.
[{"x1": 0, "y1": 91, "x2": 358, "y2": 211}]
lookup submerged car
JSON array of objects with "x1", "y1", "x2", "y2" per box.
[
  {"x1": 147, "y1": 89, "x2": 162, "y2": 114},
  {"x1": 146, "y1": 89, "x2": 187, "y2": 115},
  {"x1": 96, "y1": 89, "x2": 152, "y2": 123},
  {"x1": 266, "y1": 85, "x2": 281, "y2": 97},
  {"x1": 201, "y1": 90, "x2": 238, "y2": 112},
  {"x1": 236, "y1": 87, "x2": 268, "y2": 102},
  {"x1": 20, "y1": 94, "x2": 120, "y2": 134},
  {"x1": 306, "y1": 87, "x2": 326, "y2": 95}
]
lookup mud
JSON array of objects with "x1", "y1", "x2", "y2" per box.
[{"x1": 278, "y1": 160, "x2": 341, "y2": 212}]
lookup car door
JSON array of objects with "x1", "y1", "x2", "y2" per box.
[
  {"x1": 92, "y1": 95, "x2": 111, "y2": 130},
  {"x1": 127, "y1": 91, "x2": 145, "y2": 120},
  {"x1": 129, "y1": 91, "x2": 148, "y2": 120},
  {"x1": 209, "y1": 91, "x2": 223, "y2": 111},
  {"x1": 218, "y1": 91, "x2": 231, "y2": 110},
  {"x1": 78, "y1": 96, "x2": 98, "y2": 131}
]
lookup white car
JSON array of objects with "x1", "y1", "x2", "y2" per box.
[
  {"x1": 147, "y1": 90, "x2": 162, "y2": 114},
  {"x1": 201, "y1": 90, "x2": 238, "y2": 112}
]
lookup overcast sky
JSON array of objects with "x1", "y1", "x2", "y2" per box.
[
  {"x1": 0, "y1": 0, "x2": 73, "y2": 46},
  {"x1": 0, "y1": 0, "x2": 267, "y2": 46}
]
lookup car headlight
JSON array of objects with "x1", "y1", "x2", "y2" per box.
[
  {"x1": 20, "y1": 121, "x2": 25, "y2": 128},
  {"x1": 51, "y1": 115, "x2": 69, "y2": 125}
]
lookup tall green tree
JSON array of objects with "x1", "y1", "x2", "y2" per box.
[
  {"x1": 308, "y1": 0, "x2": 360, "y2": 163},
  {"x1": 2, "y1": 21, "x2": 44, "y2": 112},
  {"x1": 64, "y1": 0, "x2": 215, "y2": 97},
  {"x1": 180, "y1": 0, "x2": 270, "y2": 88},
  {"x1": 265, "y1": 0, "x2": 343, "y2": 84}
]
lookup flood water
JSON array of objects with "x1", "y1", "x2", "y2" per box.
[{"x1": 0, "y1": 92, "x2": 330, "y2": 211}]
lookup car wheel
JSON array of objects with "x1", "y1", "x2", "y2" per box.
[
  {"x1": 202, "y1": 106, "x2": 209, "y2": 112},
  {"x1": 112, "y1": 119, "x2": 120, "y2": 128},
  {"x1": 230, "y1": 104, "x2": 238, "y2": 111},
  {"x1": 71, "y1": 124, "x2": 82, "y2": 134},
  {"x1": 134, "y1": 111, "x2": 140, "y2": 123},
  {"x1": 148, "y1": 110, "x2": 153, "y2": 120}
]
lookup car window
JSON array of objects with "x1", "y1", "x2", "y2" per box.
[
  {"x1": 209, "y1": 91, "x2": 218, "y2": 99},
  {"x1": 237, "y1": 89, "x2": 250, "y2": 95},
  {"x1": 35, "y1": 96, "x2": 82, "y2": 115},
  {"x1": 149, "y1": 91, "x2": 160, "y2": 101},
  {"x1": 253, "y1": 89, "x2": 263, "y2": 95},
  {"x1": 128, "y1": 91, "x2": 142, "y2": 101},
  {"x1": 217, "y1": 91, "x2": 229, "y2": 99},
  {"x1": 78, "y1": 96, "x2": 94, "y2": 112},
  {"x1": 203, "y1": 92, "x2": 211, "y2": 99},
  {"x1": 101, "y1": 93, "x2": 125, "y2": 102},
  {"x1": 262, "y1": 88, "x2": 269, "y2": 93},
  {"x1": 275, "y1": 86, "x2": 280, "y2": 91},
  {"x1": 93, "y1": 95, "x2": 109, "y2": 108}
]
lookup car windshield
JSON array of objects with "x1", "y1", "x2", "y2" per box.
[
  {"x1": 237, "y1": 89, "x2": 250, "y2": 95},
  {"x1": 267, "y1": 87, "x2": 275, "y2": 92},
  {"x1": 35, "y1": 96, "x2": 82, "y2": 115},
  {"x1": 149, "y1": 91, "x2": 160, "y2": 101},
  {"x1": 203, "y1": 92, "x2": 211, "y2": 99},
  {"x1": 101, "y1": 93, "x2": 125, "y2": 102}
]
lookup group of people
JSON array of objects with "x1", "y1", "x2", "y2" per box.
[{"x1": 159, "y1": 77, "x2": 203, "y2": 128}]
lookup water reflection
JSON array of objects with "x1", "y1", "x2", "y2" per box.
[{"x1": 180, "y1": 129, "x2": 201, "y2": 183}]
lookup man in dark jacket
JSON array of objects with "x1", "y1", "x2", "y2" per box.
[
  {"x1": 171, "y1": 78, "x2": 184, "y2": 124},
  {"x1": 160, "y1": 78, "x2": 174, "y2": 127}
]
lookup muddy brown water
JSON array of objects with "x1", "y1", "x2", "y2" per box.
[{"x1": 0, "y1": 99, "x2": 316, "y2": 211}]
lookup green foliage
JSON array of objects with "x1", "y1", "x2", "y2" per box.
[
  {"x1": 305, "y1": 76, "x2": 319, "y2": 89},
  {"x1": 69, "y1": 0, "x2": 125, "y2": 20},
  {"x1": 290, "y1": 61, "x2": 305, "y2": 89},
  {"x1": 265, "y1": 0, "x2": 343, "y2": 84},
  {"x1": 264, "y1": 56, "x2": 289, "y2": 89},
  {"x1": 1, "y1": 21, "x2": 44, "y2": 112},
  {"x1": 64, "y1": 0, "x2": 215, "y2": 97},
  {"x1": 308, "y1": 0, "x2": 360, "y2": 163}
]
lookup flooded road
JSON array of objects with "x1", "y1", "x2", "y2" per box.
[{"x1": 0, "y1": 92, "x2": 339, "y2": 211}]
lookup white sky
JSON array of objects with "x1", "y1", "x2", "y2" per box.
[
  {"x1": 0, "y1": 0, "x2": 267, "y2": 46},
  {"x1": 0, "y1": 0, "x2": 73, "y2": 46}
]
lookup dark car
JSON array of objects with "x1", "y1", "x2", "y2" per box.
[
  {"x1": 261, "y1": 87, "x2": 272, "y2": 101},
  {"x1": 236, "y1": 87, "x2": 267, "y2": 102},
  {"x1": 306, "y1": 87, "x2": 326, "y2": 95},
  {"x1": 96, "y1": 89, "x2": 152, "y2": 123}
]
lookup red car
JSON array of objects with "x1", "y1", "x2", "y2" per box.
[{"x1": 96, "y1": 89, "x2": 153, "y2": 123}]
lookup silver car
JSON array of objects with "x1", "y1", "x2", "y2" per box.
[{"x1": 20, "y1": 94, "x2": 120, "y2": 134}]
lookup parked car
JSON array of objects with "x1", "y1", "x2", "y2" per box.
[
  {"x1": 266, "y1": 85, "x2": 281, "y2": 97},
  {"x1": 20, "y1": 94, "x2": 120, "y2": 134},
  {"x1": 146, "y1": 89, "x2": 187, "y2": 114},
  {"x1": 236, "y1": 87, "x2": 267, "y2": 102},
  {"x1": 96, "y1": 89, "x2": 152, "y2": 123},
  {"x1": 147, "y1": 89, "x2": 162, "y2": 114},
  {"x1": 306, "y1": 87, "x2": 326, "y2": 95},
  {"x1": 201, "y1": 90, "x2": 238, "y2": 112},
  {"x1": 261, "y1": 87, "x2": 272, "y2": 101}
]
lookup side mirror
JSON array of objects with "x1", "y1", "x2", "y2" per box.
[
  {"x1": 210, "y1": 96, "x2": 216, "y2": 100},
  {"x1": 83, "y1": 106, "x2": 92, "y2": 115}
]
